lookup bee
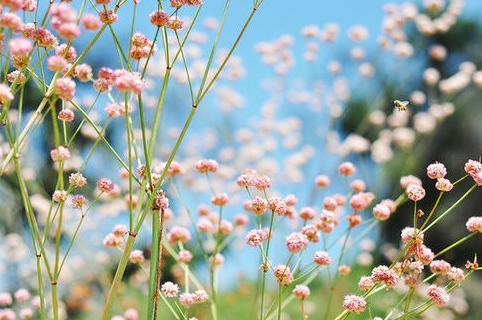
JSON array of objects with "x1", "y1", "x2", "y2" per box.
[{"x1": 393, "y1": 100, "x2": 409, "y2": 111}]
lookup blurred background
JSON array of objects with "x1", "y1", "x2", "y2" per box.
[{"x1": 1, "y1": 0, "x2": 482, "y2": 319}]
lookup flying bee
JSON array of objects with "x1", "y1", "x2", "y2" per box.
[{"x1": 393, "y1": 100, "x2": 409, "y2": 111}]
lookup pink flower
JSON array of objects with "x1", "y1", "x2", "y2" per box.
[
  {"x1": 358, "y1": 276, "x2": 374, "y2": 290},
  {"x1": 426, "y1": 162, "x2": 447, "y2": 179},
  {"x1": 149, "y1": 10, "x2": 169, "y2": 27},
  {"x1": 464, "y1": 159, "x2": 482, "y2": 175},
  {"x1": 400, "y1": 175, "x2": 422, "y2": 189},
  {"x1": 0, "y1": 84, "x2": 14, "y2": 106},
  {"x1": 179, "y1": 293, "x2": 194, "y2": 307},
  {"x1": 292, "y1": 285, "x2": 310, "y2": 300},
  {"x1": 99, "y1": 9, "x2": 117, "y2": 24},
  {"x1": 416, "y1": 245, "x2": 434, "y2": 265},
  {"x1": 161, "y1": 282, "x2": 179, "y2": 298},
  {"x1": 427, "y1": 285, "x2": 449, "y2": 306},
  {"x1": 430, "y1": 260, "x2": 451, "y2": 274},
  {"x1": 349, "y1": 192, "x2": 375, "y2": 211},
  {"x1": 401, "y1": 227, "x2": 423, "y2": 244},
  {"x1": 315, "y1": 175, "x2": 330, "y2": 188},
  {"x1": 466, "y1": 216, "x2": 482, "y2": 233},
  {"x1": 193, "y1": 290, "x2": 209, "y2": 303},
  {"x1": 406, "y1": 184, "x2": 426, "y2": 201},
  {"x1": 71, "y1": 195, "x2": 86, "y2": 209},
  {"x1": 58, "y1": 108, "x2": 75, "y2": 122},
  {"x1": 299, "y1": 207, "x2": 316, "y2": 220},
  {"x1": 178, "y1": 250, "x2": 193, "y2": 264},
  {"x1": 343, "y1": 295, "x2": 367, "y2": 313},
  {"x1": 313, "y1": 251, "x2": 331, "y2": 265},
  {"x1": 211, "y1": 193, "x2": 229, "y2": 206},
  {"x1": 81, "y1": 13, "x2": 102, "y2": 30},
  {"x1": 96, "y1": 178, "x2": 115, "y2": 193},
  {"x1": 372, "y1": 203, "x2": 391, "y2": 221},
  {"x1": 195, "y1": 159, "x2": 218, "y2": 173},
  {"x1": 167, "y1": 226, "x2": 192, "y2": 244},
  {"x1": 285, "y1": 232, "x2": 309, "y2": 253},
  {"x1": 338, "y1": 161, "x2": 356, "y2": 176},
  {"x1": 245, "y1": 228, "x2": 269, "y2": 247},
  {"x1": 371, "y1": 265, "x2": 399, "y2": 288},
  {"x1": 14, "y1": 289, "x2": 30, "y2": 303},
  {"x1": 301, "y1": 225, "x2": 319, "y2": 243},
  {"x1": 129, "y1": 250, "x2": 145, "y2": 264},
  {"x1": 54, "y1": 77, "x2": 76, "y2": 101},
  {"x1": 167, "y1": 16, "x2": 184, "y2": 30},
  {"x1": 447, "y1": 267, "x2": 465, "y2": 283},
  {"x1": 273, "y1": 265, "x2": 293, "y2": 285},
  {"x1": 50, "y1": 146, "x2": 71, "y2": 161},
  {"x1": 435, "y1": 178, "x2": 453, "y2": 192},
  {"x1": 323, "y1": 196, "x2": 338, "y2": 211},
  {"x1": 351, "y1": 179, "x2": 366, "y2": 192}
]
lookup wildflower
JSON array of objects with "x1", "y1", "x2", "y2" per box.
[
  {"x1": 427, "y1": 162, "x2": 447, "y2": 179},
  {"x1": 103, "y1": 233, "x2": 123, "y2": 248},
  {"x1": 71, "y1": 195, "x2": 86, "y2": 209},
  {"x1": 7, "y1": 70, "x2": 26, "y2": 84},
  {"x1": 179, "y1": 293, "x2": 195, "y2": 307},
  {"x1": 358, "y1": 276, "x2": 375, "y2": 290},
  {"x1": 292, "y1": 285, "x2": 310, "y2": 300},
  {"x1": 268, "y1": 197, "x2": 287, "y2": 216},
  {"x1": 299, "y1": 207, "x2": 316, "y2": 220},
  {"x1": 400, "y1": 175, "x2": 422, "y2": 189},
  {"x1": 99, "y1": 9, "x2": 117, "y2": 24},
  {"x1": 343, "y1": 295, "x2": 367, "y2": 313},
  {"x1": 193, "y1": 290, "x2": 209, "y2": 303},
  {"x1": 96, "y1": 178, "x2": 115, "y2": 193},
  {"x1": 351, "y1": 179, "x2": 366, "y2": 192},
  {"x1": 124, "y1": 309, "x2": 139, "y2": 320},
  {"x1": 14, "y1": 289, "x2": 30, "y2": 303},
  {"x1": 129, "y1": 250, "x2": 145, "y2": 264},
  {"x1": 167, "y1": 227, "x2": 191, "y2": 244},
  {"x1": 435, "y1": 178, "x2": 453, "y2": 192},
  {"x1": 113, "y1": 70, "x2": 143, "y2": 94},
  {"x1": 50, "y1": 146, "x2": 71, "y2": 161},
  {"x1": 149, "y1": 10, "x2": 169, "y2": 27},
  {"x1": 211, "y1": 193, "x2": 229, "y2": 206},
  {"x1": 316, "y1": 210, "x2": 336, "y2": 233},
  {"x1": 315, "y1": 175, "x2": 330, "y2": 188},
  {"x1": 338, "y1": 161, "x2": 356, "y2": 176},
  {"x1": 447, "y1": 267, "x2": 465, "y2": 283},
  {"x1": 401, "y1": 227, "x2": 423, "y2": 244},
  {"x1": 323, "y1": 196, "x2": 338, "y2": 211},
  {"x1": 427, "y1": 285, "x2": 449, "y2": 306},
  {"x1": 301, "y1": 225, "x2": 319, "y2": 243},
  {"x1": 0, "y1": 84, "x2": 14, "y2": 106},
  {"x1": 167, "y1": 16, "x2": 184, "y2": 30},
  {"x1": 416, "y1": 245, "x2": 435, "y2": 265},
  {"x1": 466, "y1": 216, "x2": 482, "y2": 233},
  {"x1": 67, "y1": 167, "x2": 85, "y2": 187},
  {"x1": 285, "y1": 232, "x2": 309, "y2": 253},
  {"x1": 430, "y1": 260, "x2": 451, "y2": 274},
  {"x1": 246, "y1": 228, "x2": 269, "y2": 247},
  {"x1": 464, "y1": 159, "x2": 482, "y2": 175},
  {"x1": 209, "y1": 253, "x2": 224, "y2": 267},
  {"x1": 195, "y1": 159, "x2": 218, "y2": 173},
  {"x1": 0, "y1": 292, "x2": 13, "y2": 306},
  {"x1": 254, "y1": 175, "x2": 272, "y2": 190},
  {"x1": 178, "y1": 250, "x2": 193, "y2": 264},
  {"x1": 350, "y1": 192, "x2": 375, "y2": 211},
  {"x1": 406, "y1": 184, "x2": 426, "y2": 201},
  {"x1": 273, "y1": 265, "x2": 293, "y2": 285},
  {"x1": 314, "y1": 251, "x2": 331, "y2": 266},
  {"x1": 153, "y1": 190, "x2": 169, "y2": 211},
  {"x1": 371, "y1": 265, "x2": 399, "y2": 288},
  {"x1": 52, "y1": 190, "x2": 68, "y2": 203},
  {"x1": 234, "y1": 213, "x2": 249, "y2": 226},
  {"x1": 197, "y1": 218, "x2": 214, "y2": 233},
  {"x1": 161, "y1": 282, "x2": 179, "y2": 298},
  {"x1": 81, "y1": 13, "x2": 102, "y2": 30},
  {"x1": 347, "y1": 213, "x2": 362, "y2": 228},
  {"x1": 58, "y1": 108, "x2": 75, "y2": 122},
  {"x1": 339, "y1": 265, "x2": 351, "y2": 275},
  {"x1": 54, "y1": 77, "x2": 76, "y2": 101},
  {"x1": 373, "y1": 203, "x2": 391, "y2": 221}
]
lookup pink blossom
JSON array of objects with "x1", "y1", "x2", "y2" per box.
[
  {"x1": 285, "y1": 232, "x2": 308, "y2": 253},
  {"x1": 313, "y1": 251, "x2": 331, "y2": 265},
  {"x1": 426, "y1": 162, "x2": 447, "y2": 179},
  {"x1": 406, "y1": 184, "x2": 426, "y2": 201},
  {"x1": 466, "y1": 216, "x2": 482, "y2": 233},
  {"x1": 343, "y1": 295, "x2": 367, "y2": 313},
  {"x1": 427, "y1": 285, "x2": 449, "y2": 306},
  {"x1": 292, "y1": 285, "x2": 310, "y2": 300},
  {"x1": 161, "y1": 282, "x2": 179, "y2": 298},
  {"x1": 338, "y1": 161, "x2": 356, "y2": 176}
]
